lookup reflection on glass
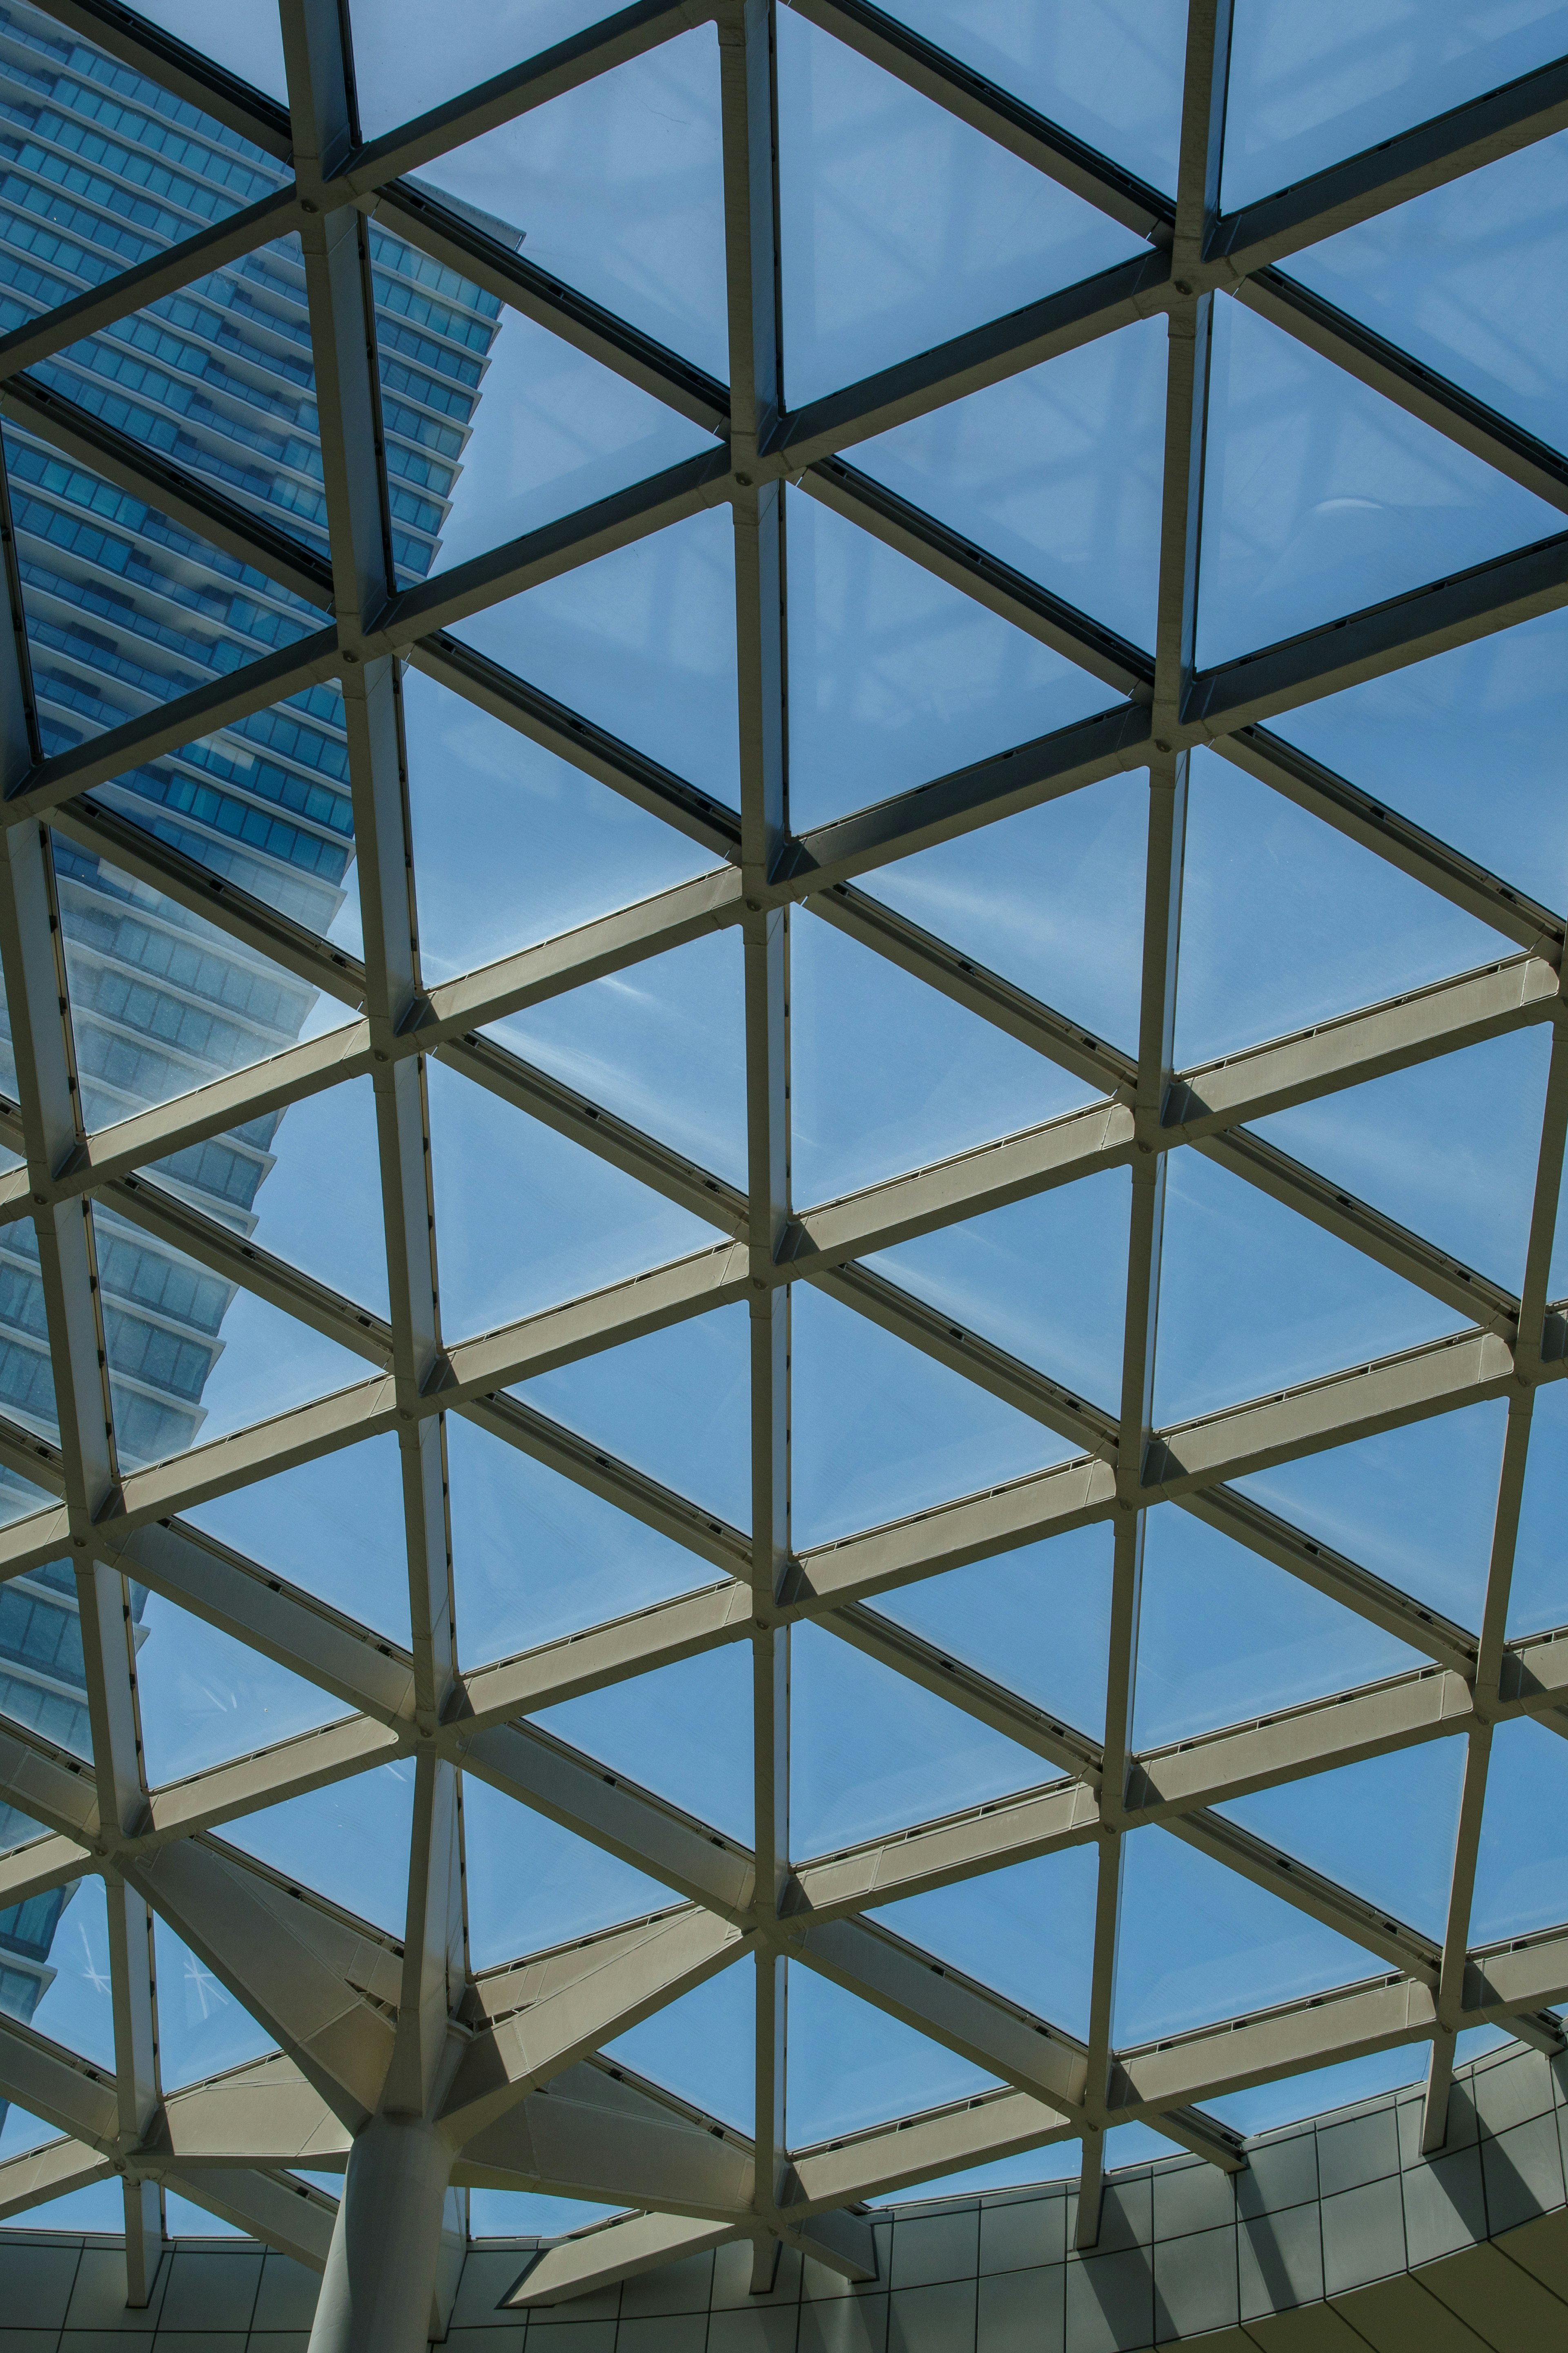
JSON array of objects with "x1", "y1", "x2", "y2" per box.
[
  {"x1": 1135, "y1": 1505, "x2": 1420, "y2": 1749},
  {"x1": 786, "y1": 492, "x2": 1114, "y2": 834},
  {"x1": 1219, "y1": 1744, "x2": 1465, "y2": 1937},
  {"x1": 793, "y1": 1283, "x2": 1070, "y2": 1550},
  {"x1": 785, "y1": 1962, "x2": 998, "y2": 2146},
  {"x1": 448, "y1": 1413, "x2": 717, "y2": 1667},
  {"x1": 777, "y1": 7, "x2": 1142, "y2": 406},
  {"x1": 791, "y1": 1621, "x2": 1045, "y2": 1856},
  {"x1": 462, "y1": 1778, "x2": 670, "y2": 1971},
  {"x1": 136, "y1": 1589, "x2": 348, "y2": 1786},
  {"x1": 232, "y1": 1074, "x2": 392, "y2": 1320},
  {"x1": 183, "y1": 1434, "x2": 412, "y2": 1648},
  {"x1": 871, "y1": 1850, "x2": 1098, "y2": 2040},
  {"x1": 154, "y1": 1913, "x2": 277, "y2": 2090},
  {"x1": 1471, "y1": 1718, "x2": 1568, "y2": 1943},
  {"x1": 0, "y1": 1558, "x2": 102, "y2": 1764},
  {"x1": 1196, "y1": 300, "x2": 1558, "y2": 669},
  {"x1": 530, "y1": 1646, "x2": 752, "y2": 1845},
  {"x1": 23, "y1": 1871, "x2": 114, "y2": 2064},
  {"x1": 1511, "y1": 1383, "x2": 1568, "y2": 1637}
]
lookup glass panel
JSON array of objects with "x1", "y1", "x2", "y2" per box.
[
  {"x1": 1195, "y1": 299, "x2": 1560, "y2": 670},
  {"x1": 153, "y1": 1913, "x2": 276, "y2": 2089},
  {"x1": 217, "y1": 1760, "x2": 416, "y2": 1936},
  {"x1": 181, "y1": 1433, "x2": 412, "y2": 1648},
  {"x1": 0, "y1": 2175, "x2": 122, "y2": 2231},
  {"x1": 885, "y1": 2, "x2": 1186, "y2": 195},
  {"x1": 868, "y1": 2145, "x2": 1078, "y2": 2205},
  {"x1": 461, "y1": 1777, "x2": 671, "y2": 1971},
  {"x1": 870, "y1": 1849, "x2": 1098, "y2": 2040},
  {"x1": 136, "y1": 1588, "x2": 349, "y2": 1786},
  {"x1": 101, "y1": 0, "x2": 288, "y2": 100},
  {"x1": 0, "y1": 1560, "x2": 93, "y2": 1760},
  {"x1": 871, "y1": 1526, "x2": 1114, "y2": 1743},
  {"x1": 403, "y1": 672, "x2": 719, "y2": 989},
  {"x1": 785, "y1": 1963, "x2": 1000, "y2": 2146},
  {"x1": 1471, "y1": 1717, "x2": 1568, "y2": 1943},
  {"x1": 1288, "y1": 135, "x2": 1568, "y2": 456},
  {"x1": 427, "y1": 1058, "x2": 722, "y2": 1345},
  {"x1": 1114, "y1": 1828, "x2": 1374, "y2": 2045},
  {"x1": 469, "y1": 2188, "x2": 628, "y2": 2240},
  {"x1": 1254, "y1": 1029, "x2": 1550, "y2": 1294},
  {"x1": 25, "y1": 1874, "x2": 114, "y2": 2063},
  {"x1": 163, "y1": 2190, "x2": 249, "y2": 2236},
  {"x1": 786, "y1": 490, "x2": 1114, "y2": 836},
  {"x1": 1153, "y1": 1149, "x2": 1466, "y2": 1427},
  {"x1": 1511, "y1": 1383, "x2": 1568, "y2": 1637},
  {"x1": 0, "y1": 1872, "x2": 78, "y2": 2034},
  {"x1": 601, "y1": 1966, "x2": 755, "y2": 2136},
  {"x1": 453, "y1": 508, "x2": 739, "y2": 809},
  {"x1": 1205, "y1": 2048, "x2": 1426, "y2": 2136},
  {"x1": 792, "y1": 906, "x2": 1093, "y2": 1207},
  {"x1": 447, "y1": 1412, "x2": 717, "y2": 1668},
  {"x1": 791, "y1": 1620, "x2": 1047, "y2": 1857},
  {"x1": 529, "y1": 1644, "x2": 753, "y2": 1845},
  {"x1": 852, "y1": 317, "x2": 1165, "y2": 650},
  {"x1": 864, "y1": 775, "x2": 1148, "y2": 1050},
  {"x1": 489, "y1": 928, "x2": 746, "y2": 1189},
  {"x1": 793, "y1": 1283, "x2": 1071, "y2": 1551},
  {"x1": 515, "y1": 1303, "x2": 751, "y2": 1532},
  {"x1": 0, "y1": 2101, "x2": 61, "y2": 2157},
  {"x1": 1222, "y1": 0, "x2": 1568, "y2": 213},
  {"x1": 350, "y1": 0, "x2": 611, "y2": 140},
  {"x1": 776, "y1": 5, "x2": 1143, "y2": 407},
  {"x1": 1234, "y1": 1403, "x2": 1508, "y2": 1629},
  {"x1": 94, "y1": 1204, "x2": 370, "y2": 1471},
  {"x1": 225, "y1": 1073, "x2": 391, "y2": 1320},
  {"x1": 1218, "y1": 1744, "x2": 1466, "y2": 1939},
  {"x1": 1173, "y1": 752, "x2": 1513, "y2": 1072},
  {"x1": 1134, "y1": 1504, "x2": 1423, "y2": 1750},
  {"x1": 866, "y1": 1171, "x2": 1131, "y2": 1412},
  {"x1": 427, "y1": 29, "x2": 729, "y2": 381},
  {"x1": 1268, "y1": 611, "x2": 1568, "y2": 909}
]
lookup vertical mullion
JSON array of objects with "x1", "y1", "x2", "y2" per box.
[
  {"x1": 719, "y1": 0, "x2": 791, "y2": 2283},
  {"x1": 1079, "y1": 0, "x2": 1230, "y2": 2253},
  {"x1": 282, "y1": 7, "x2": 460, "y2": 2345},
  {"x1": 0, "y1": 453, "x2": 161, "y2": 2295}
]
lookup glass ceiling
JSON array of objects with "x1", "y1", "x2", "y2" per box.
[{"x1": 0, "y1": 0, "x2": 1565, "y2": 2321}]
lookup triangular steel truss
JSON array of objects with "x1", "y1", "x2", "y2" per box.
[{"x1": 0, "y1": 0, "x2": 1567, "y2": 2340}]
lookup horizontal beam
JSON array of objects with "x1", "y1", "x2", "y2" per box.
[{"x1": 0, "y1": 2132, "x2": 112, "y2": 2220}]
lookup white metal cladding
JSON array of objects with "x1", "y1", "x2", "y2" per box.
[{"x1": 0, "y1": 0, "x2": 1564, "y2": 2341}]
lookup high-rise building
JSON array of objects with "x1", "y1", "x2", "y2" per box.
[{"x1": 0, "y1": 0, "x2": 503, "y2": 2039}]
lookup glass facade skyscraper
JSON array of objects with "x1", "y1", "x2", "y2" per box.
[{"x1": 0, "y1": 0, "x2": 503, "y2": 2039}]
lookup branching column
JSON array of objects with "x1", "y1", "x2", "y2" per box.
[
  {"x1": 1079, "y1": 0, "x2": 1231, "y2": 2250},
  {"x1": 281, "y1": 5, "x2": 461, "y2": 2345},
  {"x1": 719, "y1": 0, "x2": 793, "y2": 2286}
]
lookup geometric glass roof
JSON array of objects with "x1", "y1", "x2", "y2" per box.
[{"x1": 0, "y1": 0, "x2": 1566, "y2": 2337}]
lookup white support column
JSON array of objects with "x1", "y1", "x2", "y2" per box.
[{"x1": 281, "y1": 5, "x2": 459, "y2": 2342}]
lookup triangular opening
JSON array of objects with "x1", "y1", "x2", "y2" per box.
[
  {"x1": 350, "y1": 0, "x2": 614, "y2": 138},
  {"x1": 1153, "y1": 1149, "x2": 1468, "y2": 1427},
  {"x1": 0, "y1": 1559, "x2": 93, "y2": 1761},
  {"x1": 426, "y1": 1056, "x2": 723, "y2": 1345},
  {"x1": 1217, "y1": 1743, "x2": 1466, "y2": 1941},
  {"x1": 93, "y1": 1203, "x2": 370, "y2": 1471},
  {"x1": 514, "y1": 1301, "x2": 751, "y2": 1532},
  {"x1": 1471, "y1": 1716, "x2": 1568, "y2": 1945},
  {"x1": 1134, "y1": 1503, "x2": 1425, "y2": 1751},
  {"x1": 402, "y1": 668, "x2": 718, "y2": 989},
  {"x1": 462, "y1": 1775, "x2": 673, "y2": 1972},
  {"x1": 25, "y1": 1875, "x2": 115, "y2": 2065},
  {"x1": 181, "y1": 1432, "x2": 412, "y2": 1648},
  {"x1": 529, "y1": 1643, "x2": 753, "y2": 1846},
  {"x1": 1510, "y1": 1381, "x2": 1568, "y2": 1638},
  {"x1": 1221, "y1": 3, "x2": 1568, "y2": 214},
  {"x1": 872, "y1": 1524, "x2": 1114, "y2": 1742},
  {"x1": 866, "y1": 1170, "x2": 1131, "y2": 1412},
  {"x1": 1269, "y1": 609, "x2": 1568, "y2": 917},
  {"x1": 1195, "y1": 298, "x2": 1561, "y2": 669},
  {"x1": 793, "y1": 1283, "x2": 1071, "y2": 1551},
  {"x1": 1114, "y1": 1826, "x2": 1375, "y2": 2045},
  {"x1": 868, "y1": 771, "x2": 1148, "y2": 1050},
  {"x1": 0, "y1": 2102, "x2": 67, "y2": 2159},
  {"x1": 785, "y1": 1962, "x2": 1001, "y2": 2146},
  {"x1": 135, "y1": 1586, "x2": 350, "y2": 1789},
  {"x1": 785, "y1": 488, "x2": 1116, "y2": 834},
  {"x1": 208, "y1": 1072, "x2": 390, "y2": 1321},
  {"x1": 470, "y1": 2187, "x2": 629, "y2": 2240},
  {"x1": 153, "y1": 1912, "x2": 277, "y2": 2091},
  {"x1": 429, "y1": 27, "x2": 730, "y2": 382},
  {"x1": 851, "y1": 315, "x2": 1166, "y2": 651},
  {"x1": 601, "y1": 1954, "x2": 756, "y2": 2134},
  {"x1": 790, "y1": 1620, "x2": 1051, "y2": 1857},
  {"x1": 776, "y1": 5, "x2": 1145, "y2": 408},
  {"x1": 1234, "y1": 1402, "x2": 1508, "y2": 1629},
  {"x1": 1205, "y1": 2046, "x2": 1427, "y2": 2138},
  {"x1": 1253, "y1": 1029, "x2": 1551, "y2": 1293},
  {"x1": 451, "y1": 506, "x2": 739, "y2": 808},
  {"x1": 792, "y1": 903, "x2": 1094, "y2": 1205},
  {"x1": 489, "y1": 926, "x2": 746, "y2": 1190},
  {"x1": 218, "y1": 1759, "x2": 416, "y2": 1937},
  {"x1": 869, "y1": 1847, "x2": 1099, "y2": 2043},
  {"x1": 447, "y1": 1411, "x2": 719, "y2": 1668},
  {"x1": 1174, "y1": 749, "x2": 1517, "y2": 1068}
]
